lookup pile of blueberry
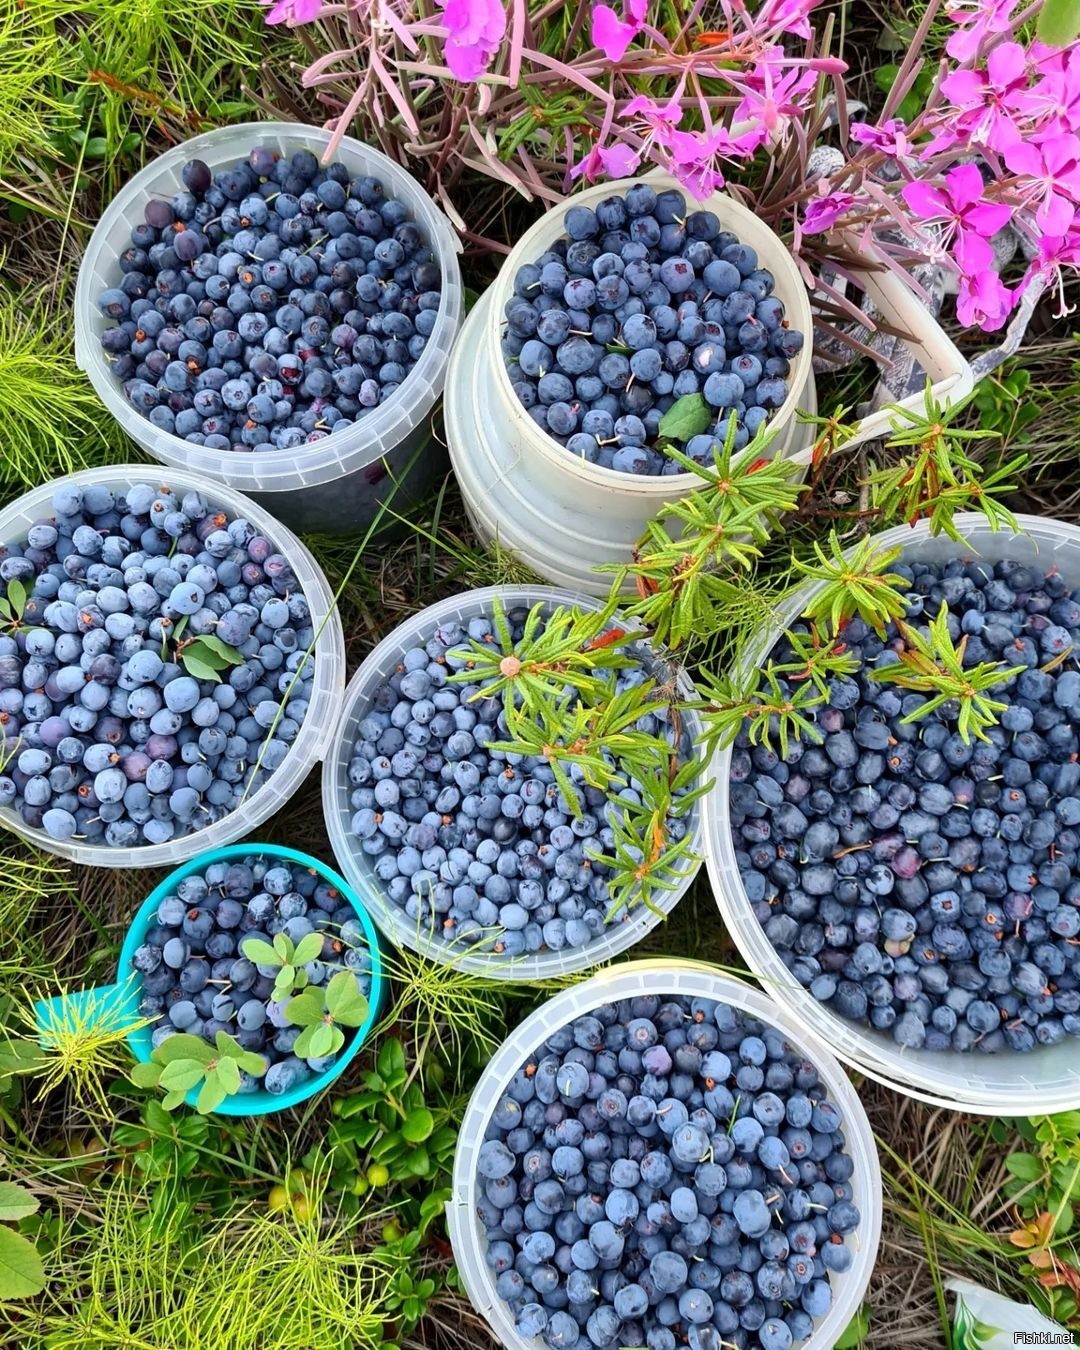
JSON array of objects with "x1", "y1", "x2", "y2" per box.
[
  {"x1": 478, "y1": 992, "x2": 860, "y2": 1350},
  {"x1": 132, "y1": 853, "x2": 373, "y2": 1096},
  {"x1": 345, "y1": 606, "x2": 694, "y2": 960},
  {"x1": 0, "y1": 480, "x2": 316, "y2": 848},
  {"x1": 501, "y1": 183, "x2": 804, "y2": 476},
  {"x1": 97, "y1": 146, "x2": 443, "y2": 453},
  {"x1": 732, "y1": 557, "x2": 1080, "y2": 1054}
]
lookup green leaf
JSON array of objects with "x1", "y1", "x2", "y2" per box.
[
  {"x1": 214, "y1": 1057, "x2": 241, "y2": 1097},
  {"x1": 191, "y1": 634, "x2": 245, "y2": 665},
  {"x1": 834, "y1": 1305, "x2": 870, "y2": 1349},
  {"x1": 153, "y1": 1034, "x2": 214, "y2": 1065},
  {"x1": 307, "y1": 1022, "x2": 337, "y2": 1060},
  {"x1": 292, "y1": 931, "x2": 324, "y2": 966},
  {"x1": 130, "y1": 1061, "x2": 162, "y2": 1089},
  {"x1": 180, "y1": 651, "x2": 222, "y2": 682},
  {"x1": 405, "y1": 1144, "x2": 431, "y2": 1177},
  {"x1": 273, "y1": 932, "x2": 292, "y2": 962},
  {"x1": 171, "y1": 615, "x2": 189, "y2": 645},
  {"x1": 241, "y1": 937, "x2": 279, "y2": 965},
  {"x1": 195, "y1": 1076, "x2": 227, "y2": 1114},
  {"x1": 285, "y1": 989, "x2": 325, "y2": 1027},
  {"x1": 378, "y1": 1039, "x2": 406, "y2": 1087},
  {"x1": 237, "y1": 1051, "x2": 268, "y2": 1077},
  {"x1": 0, "y1": 1224, "x2": 45, "y2": 1297},
  {"x1": 401, "y1": 1107, "x2": 435, "y2": 1144},
  {"x1": 1038, "y1": 0, "x2": 1080, "y2": 46},
  {"x1": 293, "y1": 1024, "x2": 319, "y2": 1059},
  {"x1": 1004, "y1": 1152, "x2": 1044, "y2": 1182},
  {"x1": 0, "y1": 1184, "x2": 38, "y2": 1223},
  {"x1": 658, "y1": 393, "x2": 711, "y2": 443},
  {"x1": 214, "y1": 1031, "x2": 245, "y2": 1058},
  {"x1": 161, "y1": 1089, "x2": 187, "y2": 1111},
  {"x1": 158, "y1": 1060, "x2": 208, "y2": 1094},
  {"x1": 4, "y1": 579, "x2": 26, "y2": 619},
  {"x1": 324, "y1": 970, "x2": 368, "y2": 1026}
]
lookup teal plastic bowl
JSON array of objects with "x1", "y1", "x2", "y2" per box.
[{"x1": 36, "y1": 844, "x2": 384, "y2": 1116}]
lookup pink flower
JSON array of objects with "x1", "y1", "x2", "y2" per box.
[
  {"x1": 935, "y1": 42, "x2": 1038, "y2": 153},
  {"x1": 570, "y1": 140, "x2": 641, "y2": 183},
  {"x1": 902, "y1": 163, "x2": 1013, "y2": 264},
  {"x1": 591, "y1": 0, "x2": 647, "y2": 61},
  {"x1": 733, "y1": 56, "x2": 818, "y2": 136},
  {"x1": 263, "y1": 0, "x2": 319, "y2": 24},
  {"x1": 943, "y1": 0, "x2": 1017, "y2": 63},
  {"x1": 752, "y1": 0, "x2": 823, "y2": 39},
  {"x1": 802, "y1": 190, "x2": 858, "y2": 234},
  {"x1": 955, "y1": 269, "x2": 1014, "y2": 330},
  {"x1": 1025, "y1": 223, "x2": 1080, "y2": 314},
  {"x1": 622, "y1": 95, "x2": 683, "y2": 156},
  {"x1": 1030, "y1": 46, "x2": 1080, "y2": 132},
  {"x1": 1005, "y1": 131, "x2": 1080, "y2": 237},
  {"x1": 439, "y1": 0, "x2": 507, "y2": 82},
  {"x1": 850, "y1": 118, "x2": 914, "y2": 159},
  {"x1": 665, "y1": 125, "x2": 761, "y2": 199}
]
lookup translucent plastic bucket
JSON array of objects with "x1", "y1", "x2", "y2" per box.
[
  {"x1": 33, "y1": 843, "x2": 385, "y2": 1116},
  {"x1": 445, "y1": 173, "x2": 817, "y2": 595},
  {"x1": 704, "y1": 512, "x2": 1080, "y2": 1114},
  {"x1": 0, "y1": 466, "x2": 345, "y2": 868},
  {"x1": 74, "y1": 122, "x2": 464, "y2": 535},
  {"x1": 322, "y1": 586, "x2": 705, "y2": 979},
  {"x1": 447, "y1": 958, "x2": 882, "y2": 1350}
]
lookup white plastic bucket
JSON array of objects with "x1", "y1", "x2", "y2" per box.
[
  {"x1": 704, "y1": 512, "x2": 1080, "y2": 1114},
  {"x1": 322, "y1": 586, "x2": 705, "y2": 979},
  {"x1": 445, "y1": 173, "x2": 817, "y2": 595},
  {"x1": 74, "y1": 122, "x2": 464, "y2": 535},
  {"x1": 447, "y1": 958, "x2": 883, "y2": 1350},
  {"x1": 0, "y1": 466, "x2": 345, "y2": 868}
]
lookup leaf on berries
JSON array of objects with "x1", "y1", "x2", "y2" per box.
[{"x1": 658, "y1": 393, "x2": 711, "y2": 443}]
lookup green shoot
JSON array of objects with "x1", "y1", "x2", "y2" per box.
[
  {"x1": 162, "y1": 615, "x2": 245, "y2": 682},
  {"x1": 379, "y1": 945, "x2": 509, "y2": 1066},
  {"x1": 695, "y1": 664, "x2": 825, "y2": 760},
  {"x1": 24, "y1": 978, "x2": 153, "y2": 1114},
  {"x1": 592, "y1": 756, "x2": 710, "y2": 922},
  {"x1": 446, "y1": 595, "x2": 634, "y2": 713},
  {"x1": 0, "y1": 579, "x2": 26, "y2": 632},
  {"x1": 870, "y1": 601, "x2": 1026, "y2": 743},
  {"x1": 871, "y1": 380, "x2": 1026, "y2": 540},
  {"x1": 240, "y1": 931, "x2": 324, "y2": 1001},
  {"x1": 793, "y1": 530, "x2": 910, "y2": 637},
  {"x1": 130, "y1": 1029, "x2": 267, "y2": 1114},
  {"x1": 285, "y1": 971, "x2": 369, "y2": 1060}
]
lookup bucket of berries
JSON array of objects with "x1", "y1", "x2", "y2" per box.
[
  {"x1": 445, "y1": 173, "x2": 816, "y2": 595},
  {"x1": 323, "y1": 586, "x2": 709, "y2": 978},
  {"x1": 0, "y1": 469, "x2": 344, "y2": 866},
  {"x1": 75, "y1": 122, "x2": 463, "y2": 536},
  {"x1": 704, "y1": 513, "x2": 1080, "y2": 1115},
  {"x1": 447, "y1": 958, "x2": 881, "y2": 1350},
  {"x1": 34, "y1": 844, "x2": 384, "y2": 1115}
]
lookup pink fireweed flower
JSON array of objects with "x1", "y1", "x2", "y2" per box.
[
  {"x1": 850, "y1": 118, "x2": 914, "y2": 159},
  {"x1": 956, "y1": 268, "x2": 1014, "y2": 331},
  {"x1": 1025, "y1": 223, "x2": 1080, "y2": 315},
  {"x1": 801, "y1": 189, "x2": 858, "y2": 235},
  {"x1": 622, "y1": 95, "x2": 683, "y2": 157},
  {"x1": 733, "y1": 56, "x2": 818, "y2": 136},
  {"x1": 935, "y1": 42, "x2": 1039, "y2": 154},
  {"x1": 902, "y1": 163, "x2": 1013, "y2": 264},
  {"x1": 439, "y1": 0, "x2": 507, "y2": 82},
  {"x1": 944, "y1": 0, "x2": 1017, "y2": 63},
  {"x1": 1005, "y1": 132, "x2": 1080, "y2": 237},
  {"x1": 263, "y1": 0, "x2": 319, "y2": 24},
  {"x1": 752, "y1": 0, "x2": 823, "y2": 40},
  {"x1": 570, "y1": 140, "x2": 641, "y2": 183},
  {"x1": 1030, "y1": 46, "x2": 1080, "y2": 132},
  {"x1": 665, "y1": 124, "x2": 762, "y2": 198},
  {"x1": 591, "y1": 0, "x2": 647, "y2": 62}
]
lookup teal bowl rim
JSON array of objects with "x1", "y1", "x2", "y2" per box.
[{"x1": 118, "y1": 843, "x2": 385, "y2": 1115}]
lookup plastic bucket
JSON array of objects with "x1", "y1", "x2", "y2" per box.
[
  {"x1": 445, "y1": 173, "x2": 817, "y2": 595},
  {"x1": 447, "y1": 958, "x2": 882, "y2": 1350},
  {"x1": 34, "y1": 844, "x2": 384, "y2": 1115},
  {"x1": 704, "y1": 512, "x2": 1080, "y2": 1114},
  {"x1": 323, "y1": 586, "x2": 705, "y2": 979},
  {"x1": 74, "y1": 121, "x2": 464, "y2": 535},
  {"x1": 0, "y1": 466, "x2": 345, "y2": 868}
]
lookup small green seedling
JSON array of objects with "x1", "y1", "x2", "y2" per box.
[
  {"x1": 0, "y1": 579, "x2": 26, "y2": 632},
  {"x1": 241, "y1": 931, "x2": 325, "y2": 1000},
  {"x1": 161, "y1": 615, "x2": 245, "y2": 682},
  {"x1": 794, "y1": 530, "x2": 909, "y2": 639},
  {"x1": 131, "y1": 1030, "x2": 267, "y2": 1114},
  {"x1": 285, "y1": 971, "x2": 369, "y2": 1060}
]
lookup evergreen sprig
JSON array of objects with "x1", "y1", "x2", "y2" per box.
[
  {"x1": 870, "y1": 600, "x2": 1025, "y2": 743},
  {"x1": 871, "y1": 381, "x2": 1026, "y2": 540},
  {"x1": 793, "y1": 531, "x2": 909, "y2": 638}
]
